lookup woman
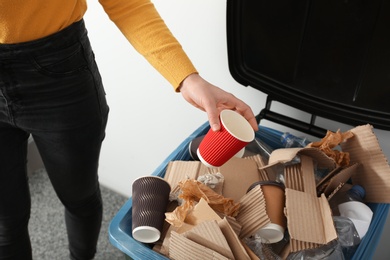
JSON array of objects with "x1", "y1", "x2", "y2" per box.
[{"x1": 0, "y1": 0, "x2": 257, "y2": 259}]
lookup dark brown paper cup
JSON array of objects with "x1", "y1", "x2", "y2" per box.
[
  {"x1": 248, "y1": 181, "x2": 287, "y2": 243},
  {"x1": 132, "y1": 176, "x2": 171, "y2": 243}
]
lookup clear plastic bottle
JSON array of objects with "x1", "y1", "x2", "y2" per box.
[
  {"x1": 333, "y1": 216, "x2": 361, "y2": 260},
  {"x1": 328, "y1": 185, "x2": 366, "y2": 216},
  {"x1": 280, "y1": 132, "x2": 310, "y2": 148}
]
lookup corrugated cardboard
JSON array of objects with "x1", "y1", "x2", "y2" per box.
[
  {"x1": 244, "y1": 154, "x2": 269, "y2": 180},
  {"x1": 218, "y1": 218, "x2": 252, "y2": 260},
  {"x1": 164, "y1": 161, "x2": 211, "y2": 189},
  {"x1": 166, "y1": 197, "x2": 260, "y2": 260},
  {"x1": 184, "y1": 220, "x2": 234, "y2": 259},
  {"x1": 223, "y1": 216, "x2": 242, "y2": 236},
  {"x1": 262, "y1": 147, "x2": 337, "y2": 170},
  {"x1": 341, "y1": 124, "x2": 390, "y2": 203},
  {"x1": 318, "y1": 163, "x2": 359, "y2": 197},
  {"x1": 164, "y1": 156, "x2": 264, "y2": 203},
  {"x1": 165, "y1": 160, "x2": 226, "y2": 197},
  {"x1": 169, "y1": 231, "x2": 229, "y2": 260},
  {"x1": 284, "y1": 155, "x2": 337, "y2": 252},
  {"x1": 185, "y1": 198, "x2": 222, "y2": 226},
  {"x1": 219, "y1": 157, "x2": 262, "y2": 202},
  {"x1": 236, "y1": 185, "x2": 271, "y2": 239}
]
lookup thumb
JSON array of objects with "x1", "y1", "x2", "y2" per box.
[{"x1": 206, "y1": 107, "x2": 221, "y2": 131}]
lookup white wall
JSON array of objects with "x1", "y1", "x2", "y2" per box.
[
  {"x1": 83, "y1": 1, "x2": 389, "y2": 257},
  {"x1": 83, "y1": 0, "x2": 266, "y2": 197}
]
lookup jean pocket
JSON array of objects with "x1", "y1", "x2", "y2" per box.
[{"x1": 31, "y1": 42, "x2": 89, "y2": 76}]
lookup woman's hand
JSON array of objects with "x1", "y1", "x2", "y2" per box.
[{"x1": 179, "y1": 73, "x2": 258, "y2": 132}]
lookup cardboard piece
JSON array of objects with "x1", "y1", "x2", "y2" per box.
[
  {"x1": 236, "y1": 185, "x2": 271, "y2": 239},
  {"x1": 218, "y1": 218, "x2": 252, "y2": 260},
  {"x1": 219, "y1": 157, "x2": 262, "y2": 202},
  {"x1": 340, "y1": 124, "x2": 390, "y2": 203},
  {"x1": 184, "y1": 220, "x2": 234, "y2": 259},
  {"x1": 245, "y1": 154, "x2": 269, "y2": 181},
  {"x1": 185, "y1": 198, "x2": 222, "y2": 226},
  {"x1": 320, "y1": 163, "x2": 359, "y2": 197},
  {"x1": 164, "y1": 157, "x2": 263, "y2": 203},
  {"x1": 284, "y1": 155, "x2": 337, "y2": 252},
  {"x1": 164, "y1": 161, "x2": 211, "y2": 190},
  {"x1": 169, "y1": 231, "x2": 229, "y2": 260},
  {"x1": 224, "y1": 215, "x2": 242, "y2": 236},
  {"x1": 262, "y1": 147, "x2": 337, "y2": 170}
]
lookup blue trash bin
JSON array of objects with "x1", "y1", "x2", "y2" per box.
[{"x1": 108, "y1": 122, "x2": 389, "y2": 260}]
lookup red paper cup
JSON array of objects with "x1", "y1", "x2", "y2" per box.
[{"x1": 197, "y1": 109, "x2": 255, "y2": 167}]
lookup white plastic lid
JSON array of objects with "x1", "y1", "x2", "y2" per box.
[
  {"x1": 255, "y1": 223, "x2": 285, "y2": 244},
  {"x1": 132, "y1": 226, "x2": 161, "y2": 243}
]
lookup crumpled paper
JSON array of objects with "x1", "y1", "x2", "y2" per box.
[
  {"x1": 308, "y1": 129, "x2": 354, "y2": 167},
  {"x1": 165, "y1": 179, "x2": 240, "y2": 227}
]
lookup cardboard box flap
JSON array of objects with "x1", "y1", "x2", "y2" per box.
[
  {"x1": 245, "y1": 155, "x2": 269, "y2": 181},
  {"x1": 169, "y1": 231, "x2": 229, "y2": 260},
  {"x1": 285, "y1": 155, "x2": 337, "y2": 251},
  {"x1": 322, "y1": 163, "x2": 359, "y2": 197},
  {"x1": 184, "y1": 220, "x2": 234, "y2": 259},
  {"x1": 219, "y1": 157, "x2": 262, "y2": 202},
  {"x1": 285, "y1": 189, "x2": 337, "y2": 248},
  {"x1": 165, "y1": 161, "x2": 207, "y2": 188},
  {"x1": 165, "y1": 161, "x2": 225, "y2": 195},
  {"x1": 284, "y1": 155, "x2": 316, "y2": 195},
  {"x1": 290, "y1": 240, "x2": 321, "y2": 253},
  {"x1": 300, "y1": 155, "x2": 317, "y2": 196},
  {"x1": 341, "y1": 124, "x2": 390, "y2": 203},
  {"x1": 224, "y1": 216, "x2": 242, "y2": 236},
  {"x1": 218, "y1": 218, "x2": 251, "y2": 260},
  {"x1": 318, "y1": 194, "x2": 337, "y2": 241},
  {"x1": 261, "y1": 147, "x2": 337, "y2": 170}
]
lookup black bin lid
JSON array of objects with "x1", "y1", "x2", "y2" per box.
[{"x1": 227, "y1": 0, "x2": 390, "y2": 132}]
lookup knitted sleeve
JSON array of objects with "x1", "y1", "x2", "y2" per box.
[{"x1": 99, "y1": 0, "x2": 198, "y2": 90}]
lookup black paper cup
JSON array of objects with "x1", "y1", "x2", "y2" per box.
[{"x1": 131, "y1": 176, "x2": 171, "y2": 243}]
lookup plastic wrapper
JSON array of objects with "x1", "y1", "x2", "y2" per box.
[
  {"x1": 197, "y1": 172, "x2": 224, "y2": 194},
  {"x1": 286, "y1": 240, "x2": 345, "y2": 260},
  {"x1": 165, "y1": 179, "x2": 240, "y2": 227}
]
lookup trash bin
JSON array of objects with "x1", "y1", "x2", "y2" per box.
[
  {"x1": 108, "y1": 122, "x2": 389, "y2": 260},
  {"x1": 109, "y1": 0, "x2": 390, "y2": 259}
]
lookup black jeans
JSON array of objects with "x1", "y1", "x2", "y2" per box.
[{"x1": 0, "y1": 20, "x2": 109, "y2": 260}]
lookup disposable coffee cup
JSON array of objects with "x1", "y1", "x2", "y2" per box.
[
  {"x1": 189, "y1": 135, "x2": 245, "y2": 161},
  {"x1": 197, "y1": 109, "x2": 255, "y2": 167},
  {"x1": 131, "y1": 176, "x2": 171, "y2": 243},
  {"x1": 248, "y1": 181, "x2": 287, "y2": 243}
]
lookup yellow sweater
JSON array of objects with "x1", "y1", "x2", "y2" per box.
[{"x1": 0, "y1": 0, "x2": 197, "y2": 90}]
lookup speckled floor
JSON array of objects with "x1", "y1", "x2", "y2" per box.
[{"x1": 28, "y1": 169, "x2": 128, "y2": 260}]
